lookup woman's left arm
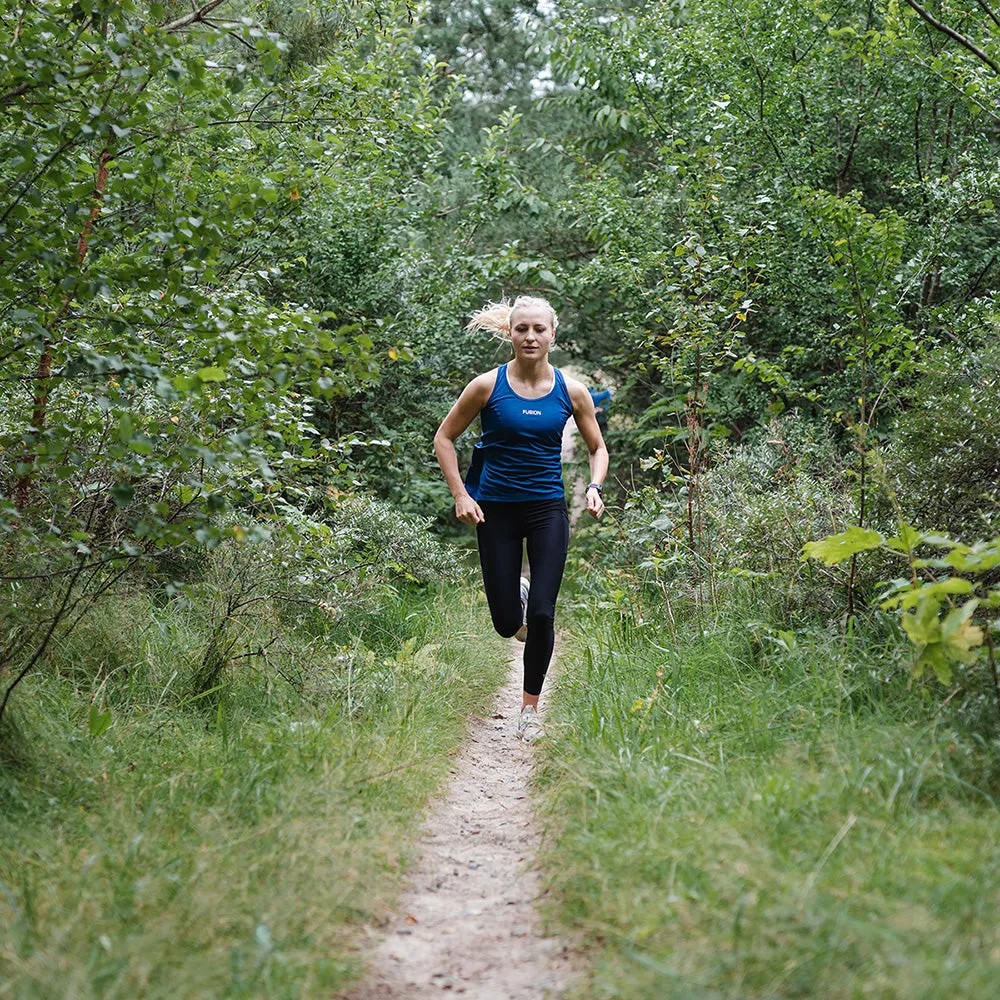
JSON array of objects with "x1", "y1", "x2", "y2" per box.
[{"x1": 568, "y1": 380, "x2": 609, "y2": 520}]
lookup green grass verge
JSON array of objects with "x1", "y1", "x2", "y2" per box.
[
  {"x1": 537, "y1": 596, "x2": 1000, "y2": 999},
  {"x1": 0, "y1": 584, "x2": 507, "y2": 999}
]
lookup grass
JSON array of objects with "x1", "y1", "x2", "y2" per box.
[
  {"x1": 0, "y1": 581, "x2": 508, "y2": 999},
  {"x1": 537, "y1": 583, "x2": 1000, "y2": 999}
]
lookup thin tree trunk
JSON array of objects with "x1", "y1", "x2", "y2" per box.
[{"x1": 13, "y1": 149, "x2": 110, "y2": 511}]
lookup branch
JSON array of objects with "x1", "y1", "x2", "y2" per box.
[
  {"x1": 626, "y1": 67, "x2": 671, "y2": 142},
  {"x1": 903, "y1": 0, "x2": 1000, "y2": 74},
  {"x1": 908, "y1": 50, "x2": 1000, "y2": 123},
  {"x1": 202, "y1": 18, "x2": 257, "y2": 52},
  {"x1": 0, "y1": 81, "x2": 32, "y2": 104},
  {"x1": 0, "y1": 556, "x2": 85, "y2": 726},
  {"x1": 965, "y1": 252, "x2": 997, "y2": 296},
  {"x1": 973, "y1": 0, "x2": 1000, "y2": 31},
  {"x1": 0, "y1": 17, "x2": 100, "y2": 105},
  {"x1": 0, "y1": 132, "x2": 82, "y2": 229},
  {"x1": 0, "y1": 553, "x2": 137, "y2": 582},
  {"x1": 163, "y1": 0, "x2": 230, "y2": 33}
]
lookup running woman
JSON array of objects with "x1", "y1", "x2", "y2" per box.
[{"x1": 433, "y1": 295, "x2": 608, "y2": 742}]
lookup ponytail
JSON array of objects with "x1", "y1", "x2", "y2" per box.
[{"x1": 465, "y1": 298, "x2": 515, "y2": 340}]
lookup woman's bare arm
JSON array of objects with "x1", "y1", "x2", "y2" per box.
[
  {"x1": 567, "y1": 378, "x2": 609, "y2": 519},
  {"x1": 433, "y1": 371, "x2": 496, "y2": 525}
]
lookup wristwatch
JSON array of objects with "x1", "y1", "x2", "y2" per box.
[{"x1": 586, "y1": 483, "x2": 604, "y2": 495}]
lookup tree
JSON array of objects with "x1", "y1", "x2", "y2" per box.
[{"x1": 0, "y1": 0, "x2": 441, "y2": 722}]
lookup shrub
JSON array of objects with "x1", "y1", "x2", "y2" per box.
[
  {"x1": 887, "y1": 339, "x2": 1000, "y2": 537},
  {"x1": 180, "y1": 495, "x2": 461, "y2": 693},
  {"x1": 599, "y1": 414, "x2": 896, "y2": 621}
]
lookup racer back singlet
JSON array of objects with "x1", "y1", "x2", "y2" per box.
[{"x1": 464, "y1": 364, "x2": 574, "y2": 502}]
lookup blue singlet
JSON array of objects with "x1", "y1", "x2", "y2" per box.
[{"x1": 464, "y1": 364, "x2": 574, "y2": 502}]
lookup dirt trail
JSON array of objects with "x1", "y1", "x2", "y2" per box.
[{"x1": 344, "y1": 644, "x2": 577, "y2": 999}]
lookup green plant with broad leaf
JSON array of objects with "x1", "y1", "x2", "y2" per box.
[{"x1": 804, "y1": 524, "x2": 1000, "y2": 701}]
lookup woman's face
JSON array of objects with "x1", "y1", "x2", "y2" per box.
[{"x1": 510, "y1": 305, "x2": 555, "y2": 361}]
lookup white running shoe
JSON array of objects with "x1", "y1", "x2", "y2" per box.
[
  {"x1": 516, "y1": 705, "x2": 545, "y2": 743},
  {"x1": 516, "y1": 576, "x2": 529, "y2": 642}
]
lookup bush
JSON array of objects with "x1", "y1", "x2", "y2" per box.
[
  {"x1": 887, "y1": 340, "x2": 1000, "y2": 537},
  {"x1": 596, "y1": 413, "x2": 896, "y2": 620},
  {"x1": 177, "y1": 495, "x2": 462, "y2": 693}
]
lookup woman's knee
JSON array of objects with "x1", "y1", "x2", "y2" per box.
[
  {"x1": 491, "y1": 609, "x2": 523, "y2": 638},
  {"x1": 525, "y1": 609, "x2": 555, "y2": 633}
]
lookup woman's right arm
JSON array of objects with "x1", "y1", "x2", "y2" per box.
[{"x1": 433, "y1": 373, "x2": 493, "y2": 525}]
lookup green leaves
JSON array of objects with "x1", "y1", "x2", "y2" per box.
[
  {"x1": 901, "y1": 596, "x2": 984, "y2": 684},
  {"x1": 804, "y1": 521, "x2": 997, "y2": 686},
  {"x1": 801, "y1": 526, "x2": 885, "y2": 566},
  {"x1": 885, "y1": 577, "x2": 974, "y2": 611},
  {"x1": 0, "y1": 0, "x2": 455, "y2": 723},
  {"x1": 87, "y1": 703, "x2": 113, "y2": 738}
]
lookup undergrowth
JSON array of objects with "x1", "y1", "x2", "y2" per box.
[
  {"x1": 0, "y1": 582, "x2": 507, "y2": 999},
  {"x1": 538, "y1": 577, "x2": 1000, "y2": 999}
]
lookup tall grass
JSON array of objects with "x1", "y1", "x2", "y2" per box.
[
  {"x1": 0, "y1": 583, "x2": 507, "y2": 999},
  {"x1": 538, "y1": 581, "x2": 1000, "y2": 999}
]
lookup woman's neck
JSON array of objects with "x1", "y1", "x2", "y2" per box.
[{"x1": 509, "y1": 355, "x2": 552, "y2": 386}]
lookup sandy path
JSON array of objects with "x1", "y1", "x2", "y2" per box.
[{"x1": 344, "y1": 644, "x2": 577, "y2": 999}]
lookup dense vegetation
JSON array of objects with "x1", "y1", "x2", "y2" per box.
[
  {"x1": 539, "y1": 587, "x2": 1000, "y2": 998},
  {"x1": 2, "y1": 0, "x2": 998, "y2": 995}
]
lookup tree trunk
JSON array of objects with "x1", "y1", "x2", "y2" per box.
[{"x1": 13, "y1": 149, "x2": 110, "y2": 511}]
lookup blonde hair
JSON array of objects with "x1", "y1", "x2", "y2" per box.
[{"x1": 465, "y1": 294, "x2": 559, "y2": 341}]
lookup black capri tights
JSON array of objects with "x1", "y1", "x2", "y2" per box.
[{"x1": 476, "y1": 499, "x2": 569, "y2": 697}]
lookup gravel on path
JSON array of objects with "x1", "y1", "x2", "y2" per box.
[{"x1": 343, "y1": 643, "x2": 578, "y2": 999}]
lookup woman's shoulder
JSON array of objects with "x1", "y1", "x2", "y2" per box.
[
  {"x1": 464, "y1": 367, "x2": 502, "y2": 404},
  {"x1": 560, "y1": 370, "x2": 590, "y2": 404}
]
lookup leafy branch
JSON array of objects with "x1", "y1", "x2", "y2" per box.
[
  {"x1": 804, "y1": 524, "x2": 1000, "y2": 714},
  {"x1": 902, "y1": 0, "x2": 1000, "y2": 74}
]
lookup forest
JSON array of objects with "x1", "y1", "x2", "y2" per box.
[{"x1": 2, "y1": 1, "x2": 999, "y2": 997}]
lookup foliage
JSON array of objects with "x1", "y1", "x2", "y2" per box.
[
  {"x1": 0, "y1": 582, "x2": 508, "y2": 998},
  {"x1": 590, "y1": 413, "x2": 890, "y2": 620},
  {"x1": 166, "y1": 495, "x2": 462, "y2": 693},
  {"x1": 0, "y1": 0, "x2": 443, "y2": 717},
  {"x1": 541, "y1": 0, "x2": 999, "y2": 476},
  {"x1": 886, "y1": 337, "x2": 1000, "y2": 537},
  {"x1": 536, "y1": 588, "x2": 1000, "y2": 999},
  {"x1": 2, "y1": 0, "x2": 1000, "y2": 988},
  {"x1": 804, "y1": 522, "x2": 1000, "y2": 693}
]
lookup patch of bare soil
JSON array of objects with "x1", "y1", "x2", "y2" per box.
[{"x1": 343, "y1": 645, "x2": 578, "y2": 999}]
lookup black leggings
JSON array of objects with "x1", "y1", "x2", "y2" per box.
[{"x1": 476, "y1": 499, "x2": 569, "y2": 697}]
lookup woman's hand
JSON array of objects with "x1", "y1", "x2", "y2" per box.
[
  {"x1": 586, "y1": 486, "x2": 605, "y2": 519},
  {"x1": 455, "y1": 493, "x2": 485, "y2": 525}
]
